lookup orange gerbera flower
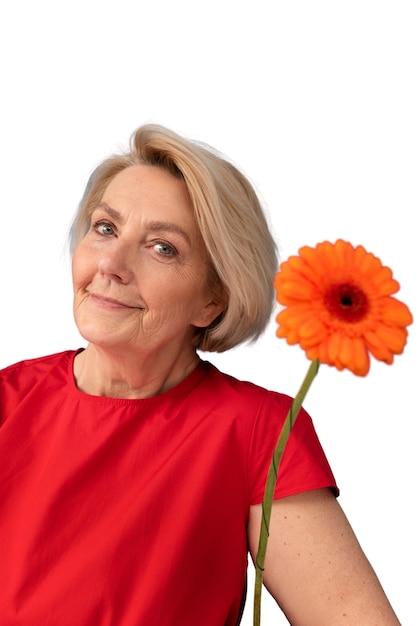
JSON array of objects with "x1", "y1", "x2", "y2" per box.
[
  {"x1": 274, "y1": 239, "x2": 413, "y2": 376},
  {"x1": 254, "y1": 239, "x2": 413, "y2": 625}
]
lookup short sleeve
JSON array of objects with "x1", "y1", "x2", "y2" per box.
[{"x1": 247, "y1": 391, "x2": 338, "y2": 504}]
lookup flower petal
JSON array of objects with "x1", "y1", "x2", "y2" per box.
[{"x1": 380, "y1": 297, "x2": 414, "y2": 326}]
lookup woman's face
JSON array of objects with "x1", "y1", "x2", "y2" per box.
[{"x1": 72, "y1": 164, "x2": 223, "y2": 356}]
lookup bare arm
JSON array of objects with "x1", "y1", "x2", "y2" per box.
[{"x1": 248, "y1": 488, "x2": 400, "y2": 625}]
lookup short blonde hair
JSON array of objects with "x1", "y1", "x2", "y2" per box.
[{"x1": 70, "y1": 124, "x2": 278, "y2": 352}]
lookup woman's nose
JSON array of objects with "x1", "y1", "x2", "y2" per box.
[{"x1": 97, "y1": 239, "x2": 136, "y2": 283}]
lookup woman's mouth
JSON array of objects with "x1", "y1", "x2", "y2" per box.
[{"x1": 90, "y1": 294, "x2": 141, "y2": 310}]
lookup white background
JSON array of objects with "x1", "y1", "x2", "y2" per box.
[{"x1": 1, "y1": 1, "x2": 417, "y2": 624}]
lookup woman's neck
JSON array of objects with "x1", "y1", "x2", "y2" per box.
[{"x1": 73, "y1": 344, "x2": 200, "y2": 399}]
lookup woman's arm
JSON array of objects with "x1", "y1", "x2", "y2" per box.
[{"x1": 248, "y1": 488, "x2": 401, "y2": 625}]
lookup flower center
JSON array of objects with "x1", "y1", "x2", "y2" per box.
[{"x1": 323, "y1": 282, "x2": 370, "y2": 322}]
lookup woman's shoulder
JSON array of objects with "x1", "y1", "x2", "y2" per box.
[
  {"x1": 198, "y1": 359, "x2": 294, "y2": 413},
  {"x1": 0, "y1": 350, "x2": 80, "y2": 425},
  {"x1": 1, "y1": 350, "x2": 78, "y2": 378},
  {"x1": 0, "y1": 350, "x2": 80, "y2": 400}
]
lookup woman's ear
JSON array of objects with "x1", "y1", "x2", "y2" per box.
[
  {"x1": 193, "y1": 296, "x2": 225, "y2": 329},
  {"x1": 193, "y1": 282, "x2": 227, "y2": 329}
]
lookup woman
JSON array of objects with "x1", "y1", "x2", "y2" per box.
[{"x1": 0, "y1": 124, "x2": 400, "y2": 625}]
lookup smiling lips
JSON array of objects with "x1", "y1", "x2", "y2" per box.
[{"x1": 90, "y1": 294, "x2": 141, "y2": 310}]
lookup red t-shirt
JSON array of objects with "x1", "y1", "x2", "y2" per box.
[{"x1": 0, "y1": 350, "x2": 337, "y2": 625}]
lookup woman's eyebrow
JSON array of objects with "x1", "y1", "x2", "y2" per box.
[
  {"x1": 94, "y1": 202, "x2": 122, "y2": 221},
  {"x1": 145, "y1": 220, "x2": 192, "y2": 245},
  {"x1": 94, "y1": 203, "x2": 192, "y2": 245}
]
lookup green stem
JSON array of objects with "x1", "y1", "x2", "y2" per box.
[{"x1": 253, "y1": 359, "x2": 320, "y2": 626}]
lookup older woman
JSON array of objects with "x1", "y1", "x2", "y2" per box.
[{"x1": 0, "y1": 125, "x2": 400, "y2": 625}]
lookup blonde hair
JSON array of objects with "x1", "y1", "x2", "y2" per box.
[{"x1": 70, "y1": 124, "x2": 278, "y2": 352}]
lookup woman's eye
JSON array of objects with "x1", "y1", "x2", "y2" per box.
[
  {"x1": 154, "y1": 241, "x2": 177, "y2": 256},
  {"x1": 94, "y1": 221, "x2": 115, "y2": 236}
]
